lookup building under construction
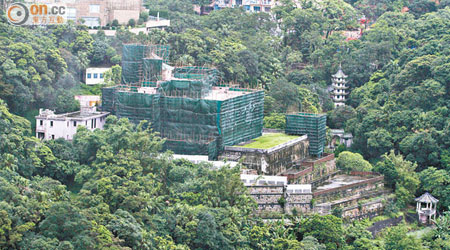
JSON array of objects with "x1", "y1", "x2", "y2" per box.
[
  {"x1": 102, "y1": 44, "x2": 264, "y2": 159},
  {"x1": 285, "y1": 113, "x2": 327, "y2": 157}
]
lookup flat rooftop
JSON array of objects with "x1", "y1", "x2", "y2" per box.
[
  {"x1": 314, "y1": 175, "x2": 370, "y2": 191},
  {"x1": 136, "y1": 86, "x2": 255, "y2": 100},
  {"x1": 234, "y1": 133, "x2": 300, "y2": 149},
  {"x1": 36, "y1": 108, "x2": 109, "y2": 120}
]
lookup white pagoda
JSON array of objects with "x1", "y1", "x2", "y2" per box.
[{"x1": 331, "y1": 64, "x2": 349, "y2": 107}]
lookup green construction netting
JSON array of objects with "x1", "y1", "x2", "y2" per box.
[
  {"x1": 143, "y1": 58, "x2": 162, "y2": 82},
  {"x1": 163, "y1": 139, "x2": 218, "y2": 160},
  {"x1": 101, "y1": 87, "x2": 161, "y2": 129},
  {"x1": 122, "y1": 61, "x2": 141, "y2": 85},
  {"x1": 159, "y1": 79, "x2": 212, "y2": 98},
  {"x1": 285, "y1": 113, "x2": 327, "y2": 157},
  {"x1": 122, "y1": 44, "x2": 170, "y2": 85},
  {"x1": 101, "y1": 86, "x2": 264, "y2": 160},
  {"x1": 220, "y1": 91, "x2": 264, "y2": 148}
]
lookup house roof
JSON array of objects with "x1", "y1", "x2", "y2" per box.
[{"x1": 415, "y1": 192, "x2": 439, "y2": 203}]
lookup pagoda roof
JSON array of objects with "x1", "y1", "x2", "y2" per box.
[
  {"x1": 415, "y1": 192, "x2": 439, "y2": 203},
  {"x1": 332, "y1": 65, "x2": 348, "y2": 78}
]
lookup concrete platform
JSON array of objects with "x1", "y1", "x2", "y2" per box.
[{"x1": 314, "y1": 175, "x2": 370, "y2": 191}]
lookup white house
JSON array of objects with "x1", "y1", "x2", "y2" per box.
[
  {"x1": 85, "y1": 67, "x2": 110, "y2": 85},
  {"x1": 35, "y1": 107, "x2": 109, "y2": 141}
]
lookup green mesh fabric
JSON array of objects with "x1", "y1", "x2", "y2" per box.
[
  {"x1": 122, "y1": 44, "x2": 170, "y2": 85},
  {"x1": 143, "y1": 58, "x2": 162, "y2": 82},
  {"x1": 102, "y1": 86, "x2": 264, "y2": 159},
  {"x1": 285, "y1": 113, "x2": 327, "y2": 157},
  {"x1": 106, "y1": 44, "x2": 262, "y2": 159},
  {"x1": 159, "y1": 80, "x2": 212, "y2": 98},
  {"x1": 101, "y1": 87, "x2": 161, "y2": 130},
  {"x1": 220, "y1": 91, "x2": 264, "y2": 148}
]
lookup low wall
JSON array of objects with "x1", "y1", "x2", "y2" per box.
[
  {"x1": 302, "y1": 153, "x2": 335, "y2": 167},
  {"x1": 282, "y1": 154, "x2": 336, "y2": 183},
  {"x1": 342, "y1": 199, "x2": 384, "y2": 220}
]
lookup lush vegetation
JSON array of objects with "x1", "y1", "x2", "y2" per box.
[
  {"x1": 236, "y1": 133, "x2": 299, "y2": 149},
  {"x1": 1, "y1": 0, "x2": 450, "y2": 248}
]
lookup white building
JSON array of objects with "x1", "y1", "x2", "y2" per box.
[
  {"x1": 35, "y1": 107, "x2": 109, "y2": 141},
  {"x1": 200, "y1": 0, "x2": 276, "y2": 14},
  {"x1": 331, "y1": 65, "x2": 349, "y2": 107},
  {"x1": 240, "y1": 174, "x2": 288, "y2": 186},
  {"x1": 85, "y1": 67, "x2": 110, "y2": 85}
]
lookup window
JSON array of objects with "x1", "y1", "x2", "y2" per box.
[
  {"x1": 87, "y1": 73, "x2": 92, "y2": 79},
  {"x1": 39, "y1": 120, "x2": 43, "y2": 126},
  {"x1": 254, "y1": 6, "x2": 260, "y2": 12},
  {"x1": 51, "y1": 135, "x2": 55, "y2": 139},
  {"x1": 67, "y1": 121, "x2": 69, "y2": 127},
  {"x1": 89, "y1": 4, "x2": 100, "y2": 13},
  {"x1": 100, "y1": 73, "x2": 104, "y2": 79},
  {"x1": 67, "y1": 8, "x2": 77, "y2": 21},
  {"x1": 94, "y1": 73, "x2": 98, "y2": 79},
  {"x1": 73, "y1": 121, "x2": 77, "y2": 127},
  {"x1": 50, "y1": 121, "x2": 53, "y2": 127},
  {"x1": 82, "y1": 17, "x2": 100, "y2": 27},
  {"x1": 37, "y1": 132, "x2": 45, "y2": 139}
]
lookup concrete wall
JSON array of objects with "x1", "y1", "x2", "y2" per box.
[
  {"x1": 36, "y1": 113, "x2": 108, "y2": 140},
  {"x1": 342, "y1": 200, "x2": 385, "y2": 220},
  {"x1": 64, "y1": 0, "x2": 142, "y2": 26},
  {"x1": 221, "y1": 135, "x2": 309, "y2": 175},
  {"x1": 247, "y1": 185, "x2": 312, "y2": 215},
  {"x1": 110, "y1": 10, "x2": 140, "y2": 24}
]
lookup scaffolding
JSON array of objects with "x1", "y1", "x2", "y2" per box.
[
  {"x1": 122, "y1": 44, "x2": 170, "y2": 86},
  {"x1": 285, "y1": 113, "x2": 327, "y2": 157},
  {"x1": 102, "y1": 44, "x2": 264, "y2": 159}
]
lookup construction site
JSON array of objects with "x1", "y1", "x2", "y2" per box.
[
  {"x1": 100, "y1": 47, "x2": 393, "y2": 219},
  {"x1": 102, "y1": 44, "x2": 264, "y2": 159}
]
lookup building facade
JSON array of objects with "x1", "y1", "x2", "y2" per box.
[
  {"x1": 26, "y1": 0, "x2": 143, "y2": 27},
  {"x1": 197, "y1": 0, "x2": 276, "y2": 14},
  {"x1": 85, "y1": 67, "x2": 110, "y2": 85},
  {"x1": 213, "y1": 0, "x2": 275, "y2": 12},
  {"x1": 35, "y1": 107, "x2": 109, "y2": 141},
  {"x1": 102, "y1": 44, "x2": 264, "y2": 160}
]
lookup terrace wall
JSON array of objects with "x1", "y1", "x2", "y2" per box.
[{"x1": 313, "y1": 176, "x2": 384, "y2": 203}]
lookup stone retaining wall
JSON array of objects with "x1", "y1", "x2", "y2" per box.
[{"x1": 313, "y1": 176, "x2": 384, "y2": 203}]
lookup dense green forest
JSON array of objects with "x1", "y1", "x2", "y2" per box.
[{"x1": 1, "y1": 0, "x2": 450, "y2": 249}]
